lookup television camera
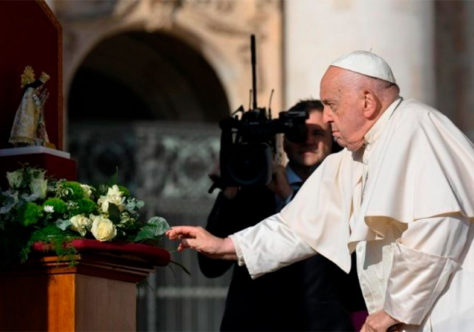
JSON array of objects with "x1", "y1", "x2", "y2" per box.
[{"x1": 211, "y1": 35, "x2": 309, "y2": 190}]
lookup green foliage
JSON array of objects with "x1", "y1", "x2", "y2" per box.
[
  {"x1": 56, "y1": 218, "x2": 72, "y2": 231},
  {"x1": 17, "y1": 202, "x2": 43, "y2": 226},
  {"x1": 125, "y1": 198, "x2": 144, "y2": 212},
  {"x1": 96, "y1": 184, "x2": 109, "y2": 196},
  {"x1": 43, "y1": 197, "x2": 67, "y2": 215},
  {"x1": 0, "y1": 190, "x2": 18, "y2": 216},
  {"x1": 134, "y1": 217, "x2": 170, "y2": 242},
  {"x1": 24, "y1": 224, "x2": 80, "y2": 262},
  {"x1": 59, "y1": 181, "x2": 84, "y2": 200},
  {"x1": 0, "y1": 166, "x2": 169, "y2": 269},
  {"x1": 69, "y1": 198, "x2": 97, "y2": 216},
  {"x1": 118, "y1": 185, "x2": 130, "y2": 197},
  {"x1": 107, "y1": 203, "x2": 121, "y2": 224},
  {"x1": 7, "y1": 167, "x2": 45, "y2": 190},
  {"x1": 109, "y1": 167, "x2": 119, "y2": 186}
]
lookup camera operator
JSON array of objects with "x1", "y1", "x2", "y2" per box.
[{"x1": 199, "y1": 99, "x2": 366, "y2": 331}]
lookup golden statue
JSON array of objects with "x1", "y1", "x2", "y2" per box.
[{"x1": 9, "y1": 66, "x2": 54, "y2": 148}]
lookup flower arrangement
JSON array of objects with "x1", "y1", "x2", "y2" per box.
[{"x1": 0, "y1": 166, "x2": 170, "y2": 268}]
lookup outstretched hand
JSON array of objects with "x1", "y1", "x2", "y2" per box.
[{"x1": 166, "y1": 226, "x2": 237, "y2": 260}]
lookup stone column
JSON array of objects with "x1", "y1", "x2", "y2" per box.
[
  {"x1": 284, "y1": 0, "x2": 434, "y2": 109},
  {"x1": 434, "y1": 0, "x2": 474, "y2": 140}
]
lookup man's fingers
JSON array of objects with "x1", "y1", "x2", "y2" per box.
[
  {"x1": 360, "y1": 311, "x2": 399, "y2": 332},
  {"x1": 177, "y1": 238, "x2": 200, "y2": 252},
  {"x1": 386, "y1": 324, "x2": 402, "y2": 332},
  {"x1": 177, "y1": 242, "x2": 188, "y2": 252},
  {"x1": 180, "y1": 238, "x2": 197, "y2": 249},
  {"x1": 167, "y1": 226, "x2": 205, "y2": 252},
  {"x1": 166, "y1": 226, "x2": 200, "y2": 239},
  {"x1": 167, "y1": 226, "x2": 233, "y2": 260}
]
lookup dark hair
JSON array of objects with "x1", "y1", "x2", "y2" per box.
[
  {"x1": 287, "y1": 99, "x2": 323, "y2": 113},
  {"x1": 286, "y1": 98, "x2": 343, "y2": 153}
]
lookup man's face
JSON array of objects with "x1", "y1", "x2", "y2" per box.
[
  {"x1": 284, "y1": 110, "x2": 332, "y2": 168},
  {"x1": 320, "y1": 66, "x2": 367, "y2": 151}
]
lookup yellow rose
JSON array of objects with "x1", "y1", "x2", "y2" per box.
[
  {"x1": 70, "y1": 214, "x2": 92, "y2": 237},
  {"x1": 90, "y1": 215, "x2": 117, "y2": 242}
]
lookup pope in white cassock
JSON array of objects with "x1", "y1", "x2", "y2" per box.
[{"x1": 167, "y1": 51, "x2": 474, "y2": 332}]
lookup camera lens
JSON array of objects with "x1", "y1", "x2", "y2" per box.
[
  {"x1": 286, "y1": 124, "x2": 307, "y2": 143},
  {"x1": 223, "y1": 143, "x2": 272, "y2": 186}
]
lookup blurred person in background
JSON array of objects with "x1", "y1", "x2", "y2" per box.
[{"x1": 199, "y1": 99, "x2": 366, "y2": 331}]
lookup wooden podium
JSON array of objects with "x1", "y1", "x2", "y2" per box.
[{"x1": 0, "y1": 242, "x2": 171, "y2": 331}]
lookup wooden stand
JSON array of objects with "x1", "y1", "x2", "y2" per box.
[
  {"x1": 0, "y1": 252, "x2": 160, "y2": 331},
  {"x1": 0, "y1": 147, "x2": 77, "y2": 188}
]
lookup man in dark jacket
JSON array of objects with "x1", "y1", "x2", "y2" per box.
[{"x1": 199, "y1": 100, "x2": 366, "y2": 331}]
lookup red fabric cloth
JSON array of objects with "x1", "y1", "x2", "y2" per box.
[{"x1": 33, "y1": 239, "x2": 170, "y2": 266}]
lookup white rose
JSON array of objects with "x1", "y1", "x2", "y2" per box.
[
  {"x1": 29, "y1": 178, "x2": 48, "y2": 199},
  {"x1": 80, "y1": 184, "x2": 92, "y2": 198},
  {"x1": 106, "y1": 185, "x2": 122, "y2": 198},
  {"x1": 70, "y1": 214, "x2": 92, "y2": 237},
  {"x1": 80, "y1": 184, "x2": 93, "y2": 198},
  {"x1": 90, "y1": 215, "x2": 117, "y2": 242},
  {"x1": 44, "y1": 205, "x2": 54, "y2": 213},
  {"x1": 98, "y1": 185, "x2": 124, "y2": 213},
  {"x1": 6, "y1": 170, "x2": 23, "y2": 189}
]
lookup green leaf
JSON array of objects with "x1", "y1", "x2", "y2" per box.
[
  {"x1": 56, "y1": 218, "x2": 71, "y2": 231},
  {"x1": 147, "y1": 216, "x2": 170, "y2": 234},
  {"x1": 170, "y1": 260, "x2": 191, "y2": 276},
  {"x1": 124, "y1": 198, "x2": 145, "y2": 213},
  {"x1": 108, "y1": 203, "x2": 121, "y2": 223},
  {"x1": 133, "y1": 227, "x2": 154, "y2": 242},
  {"x1": 118, "y1": 185, "x2": 130, "y2": 197},
  {"x1": 108, "y1": 167, "x2": 119, "y2": 186},
  {"x1": 97, "y1": 184, "x2": 109, "y2": 196},
  {"x1": 134, "y1": 217, "x2": 170, "y2": 242},
  {"x1": 0, "y1": 191, "x2": 18, "y2": 214}
]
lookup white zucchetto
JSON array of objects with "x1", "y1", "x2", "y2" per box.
[{"x1": 331, "y1": 50, "x2": 396, "y2": 84}]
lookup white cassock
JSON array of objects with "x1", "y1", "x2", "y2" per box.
[{"x1": 230, "y1": 97, "x2": 474, "y2": 332}]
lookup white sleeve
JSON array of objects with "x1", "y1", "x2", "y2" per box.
[
  {"x1": 384, "y1": 214, "x2": 471, "y2": 324},
  {"x1": 229, "y1": 213, "x2": 316, "y2": 279}
]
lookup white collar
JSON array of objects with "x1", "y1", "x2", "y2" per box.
[
  {"x1": 361, "y1": 97, "x2": 403, "y2": 164},
  {"x1": 365, "y1": 97, "x2": 402, "y2": 146}
]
